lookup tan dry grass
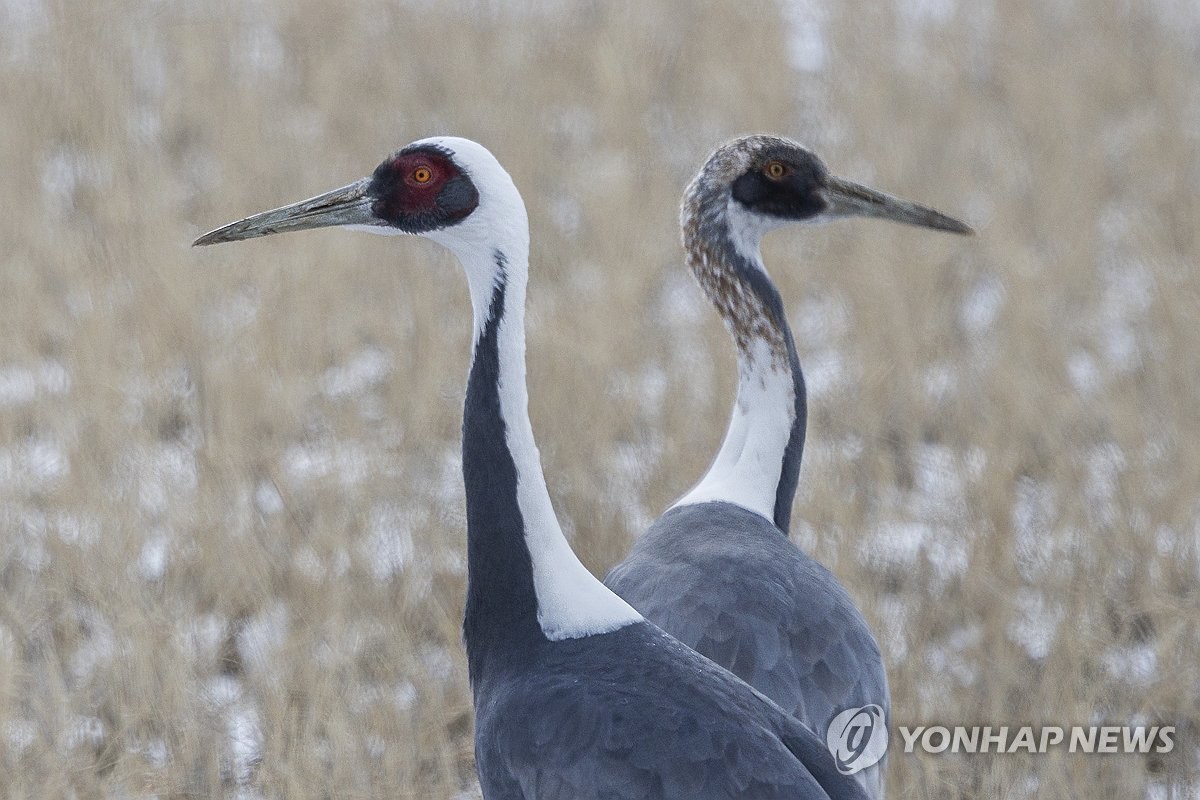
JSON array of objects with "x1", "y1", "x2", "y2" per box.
[{"x1": 0, "y1": 0, "x2": 1197, "y2": 797}]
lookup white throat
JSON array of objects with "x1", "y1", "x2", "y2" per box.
[{"x1": 430, "y1": 137, "x2": 641, "y2": 641}]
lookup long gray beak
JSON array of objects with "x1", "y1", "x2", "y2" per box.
[
  {"x1": 820, "y1": 175, "x2": 973, "y2": 235},
  {"x1": 193, "y1": 178, "x2": 378, "y2": 246}
]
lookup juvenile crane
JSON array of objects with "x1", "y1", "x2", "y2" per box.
[
  {"x1": 606, "y1": 135, "x2": 971, "y2": 798},
  {"x1": 194, "y1": 137, "x2": 869, "y2": 800}
]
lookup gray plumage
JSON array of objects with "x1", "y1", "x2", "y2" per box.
[
  {"x1": 473, "y1": 620, "x2": 868, "y2": 800},
  {"x1": 605, "y1": 502, "x2": 889, "y2": 742},
  {"x1": 606, "y1": 136, "x2": 969, "y2": 799},
  {"x1": 193, "y1": 136, "x2": 959, "y2": 800}
]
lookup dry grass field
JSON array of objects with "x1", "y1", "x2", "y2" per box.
[{"x1": 1, "y1": 0, "x2": 1198, "y2": 797}]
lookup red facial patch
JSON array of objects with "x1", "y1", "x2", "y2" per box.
[
  {"x1": 368, "y1": 145, "x2": 478, "y2": 230},
  {"x1": 387, "y1": 152, "x2": 453, "y2": 208}
]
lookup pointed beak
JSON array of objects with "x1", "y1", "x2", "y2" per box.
[
  {"x1": 193, "y1": 178, "x2": 378, "y2": 246},
  {"x1": 820, "y1": 175, "x2": 973, "y2": 235}
]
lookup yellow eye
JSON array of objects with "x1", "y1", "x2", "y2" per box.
[
  {"x1": 765, "y1": 161, "x2": 787, "y2": 179},
  {"x1": 413, "y1": 166, "x2": 432, "y2": 184}
]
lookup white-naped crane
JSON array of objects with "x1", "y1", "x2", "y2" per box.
[
  {"x1": 605, "y1": 135, "x2": 971, "y2": 798},
  {"x1": 195, "y1": 136, "x2": 871, "y2": 800}
]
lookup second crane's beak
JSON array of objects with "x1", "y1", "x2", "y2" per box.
[
  {"x1": 820, "y1": 175, "x2": 973, "y2": 235},
  {"x1": 193, "y1": 178, "x2": 378, "y2": 246}
]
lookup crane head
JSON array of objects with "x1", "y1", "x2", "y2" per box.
[
  {"x1": 692, "y1": 135, "x2": 973, "y2": 236},
  {"x1": 191, "y1": 137, "x2": 521, "y2": 247}
]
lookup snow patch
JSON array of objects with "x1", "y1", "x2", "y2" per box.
[
  {"x1": 1006, "y1": 587, "x2": 1064, "y2": 661},
  {"x1": 0, "y1": 437, "x2": 69, "y2": 491},
  {"x1": 0, "y1": 361, "x2": 70, "y2": 407},
  {"x1": 361, "y1": 502, "x2": 415, "y2": 581},
  {"x1": 321, "y1": 346, "x2": 392, "y2": 399},
  {"x1": 1102, "y1": 644, "x2": 1158, "y2": 688},
  {"x1": 236, "y1": 603, "x2": 289, "y2": 674},
  {"x1": 960, "y1": 276, "x2": 1005, "y2": 336},
  {"x1": 780, "y1": 0, "x2": 828, "y2": 72},
  {"x1": 137, "y1": 529, "x2": 171, "y2": 581}
]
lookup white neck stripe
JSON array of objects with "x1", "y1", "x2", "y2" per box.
[
  {"x1": 673, "y1": 207, "x2": 797, "y2": 523},
  {"x1": 427, "y1": 137, "x2": 642, "y2": 641},
  {"x1": 673, "y1": 336, "x2": 795, "y2": 521}
]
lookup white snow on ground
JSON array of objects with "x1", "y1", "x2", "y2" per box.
[
  {"x1": 228, "y1": 702, "x2": 264, "y2": 786},
  {"x1": 860, "y1": 520, "x2": 927, "y2": 572},
  {"x1": 282, "y1": 439, "x2": 382, "y2": 486},
  {"x1": 604, "y1": 436, "x2": 662, "y2": 537},
  {"x1": 780, "y1": 0, "x2": 828, "y2": 73},
  {"x1": 921, "y1": 361, "x2": 958, "y2": 405},
  {"x1": 204, "y1": 676, "x2": 265, "y2": 792},
  {"x1": 548, "y1": 191, "x2": 583, "y2": 238},
  {"x1": 133, "y1": 736, "x2": 170, "y2": 770},
  {"x1": 237, "y1": 603, "x2": 290, "y2": 675},
  {"x1": 40, "y1": 146, "x2": 111, "y2": 217},
  {"x1": 137, "y1": 527, "x2": 171, "y2": 581},
  {"x1": 0, "y1": 360, "x2": 70, "y2": 407},
  {"x1": 656, "y1": 270, "x2": 706, "y2": 328},
  {"x1": 361, "y1": 501, "x2": 416, "y2": 581},
  {"x1": 10, "y1": 509, "x2": 93, "y2": 555},
  {"x1": 1083, "y1": 441, "x2": 1126, "y2": 529},
  {"x1": 311, "y1": 619, "x2": 387, "y2": 669},
  {"x1": 348, "y1": 681, "x2": 419, "y2": 715},
  {"x1": 922, "y1": 623, "x2": 983, "y2": 700},
  {"x1": 254, "y1": 479, "x2": 285, "y2": 516},
  {"x1": 857, "y1": 444, "x2": 976, "y2": 582},
  {"x1": 64, "y1": 715, "x2": 105, "y2": 751},
  {"x1": 203, "y1": 288, "x2": 261, "y2": 339},
  {"x1": 4, "y1": 718, "x2": 37, "y2": 756},
  {"x1": 1102, "y1": 644, "x2": 1159, "y2": 689},
  {"x1": 1146, "y1": 778, "x2": 1200, "y2": 800},
  {"x1": 321, "y1": 345, "x2": 393, "y2": 399},
  {"x1": 233, "y1": 9, "x2": 285, "y2": 80},
  {"x1": 122, "y1": 442, "x2": 199, "y2": 516},
  {"x1": 0, "y1": 0, "x2": 48, "y2": 63},
  {"x1": 1067, "y1": 349, "x2": 1102, "y2": 395},
  {"x1": 876, "y1": 595, "x2": 912, "y2": 663},
  {"x1": 1006, "y1": 587, "x2": 1065, "y2": 661},
  {"x1": 419, "y1": 645, "x2": 460, "y2": 688},
  {"x1": 180, "y1": 613, "x2": 228, "y2": 665},
  {"x1": 792, "y1": 292, "x2": 854, "y2": 400},
  {"x1": 68, "y1": 605, "x2": 115, "y2": 684},
  {"x1": 291, "y1": 544, "x2": 327, "y2": 582},
  {"x1": 959, "y1": 275, "x2": 1005, "y2": 336},
  {"x1": 0, "y1": 436, "x2": 69, "y2": 492},
  {"x1": 1011, "y1": 477, "x2": 1072, "y2": 582}
]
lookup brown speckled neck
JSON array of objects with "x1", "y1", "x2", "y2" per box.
[{"x1": 680, "y1": 140, "x2": 793, "y2": 366}]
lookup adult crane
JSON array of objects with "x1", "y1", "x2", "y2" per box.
[
  {"x1": 606, "y1": 135, "x2": 971, "y2": 798},
  {"x1": 195, "y1": 136, "x2": 869, "y2": 800}
]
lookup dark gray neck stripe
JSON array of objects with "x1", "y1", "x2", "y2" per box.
[{"x1": 461, "y1": 267, "x2": 546, "y2": 686}]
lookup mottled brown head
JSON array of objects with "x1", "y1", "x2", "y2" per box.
[
  {"x1": 680, "y1": 137, "x2": 819, "y2": 363},
  {"x1": 680, "y1": 135, "x2": 971, "y2": 362},
  {"x1": 686, "y1": 134, "x2": 972, "y2": 235},
  {"x1": 692, "y1": 135, "x2": 831, "y2": 225}
]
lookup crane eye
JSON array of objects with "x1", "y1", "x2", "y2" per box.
[
  {"x1": 412, "y1": 166, "x2": 433, "y2": 184},
  {"x1": 765, "y1": 161, "x2": 788, "y2": 180}
]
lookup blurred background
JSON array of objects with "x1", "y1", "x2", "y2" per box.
[{"x1": 1, "y1": 0, "x2": 1197, "y2": 797}]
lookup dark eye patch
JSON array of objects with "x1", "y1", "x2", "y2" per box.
[
  {"x1": 731, "y1": 149, "x2": 828, "y2": 220},
  {"x1": 368, "y1": 146, "x2": 479, "y2": 232}
]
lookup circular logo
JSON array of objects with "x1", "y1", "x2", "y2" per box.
[{"x1": 827, "y1": 705, "x2": 888, "y2": 775}]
